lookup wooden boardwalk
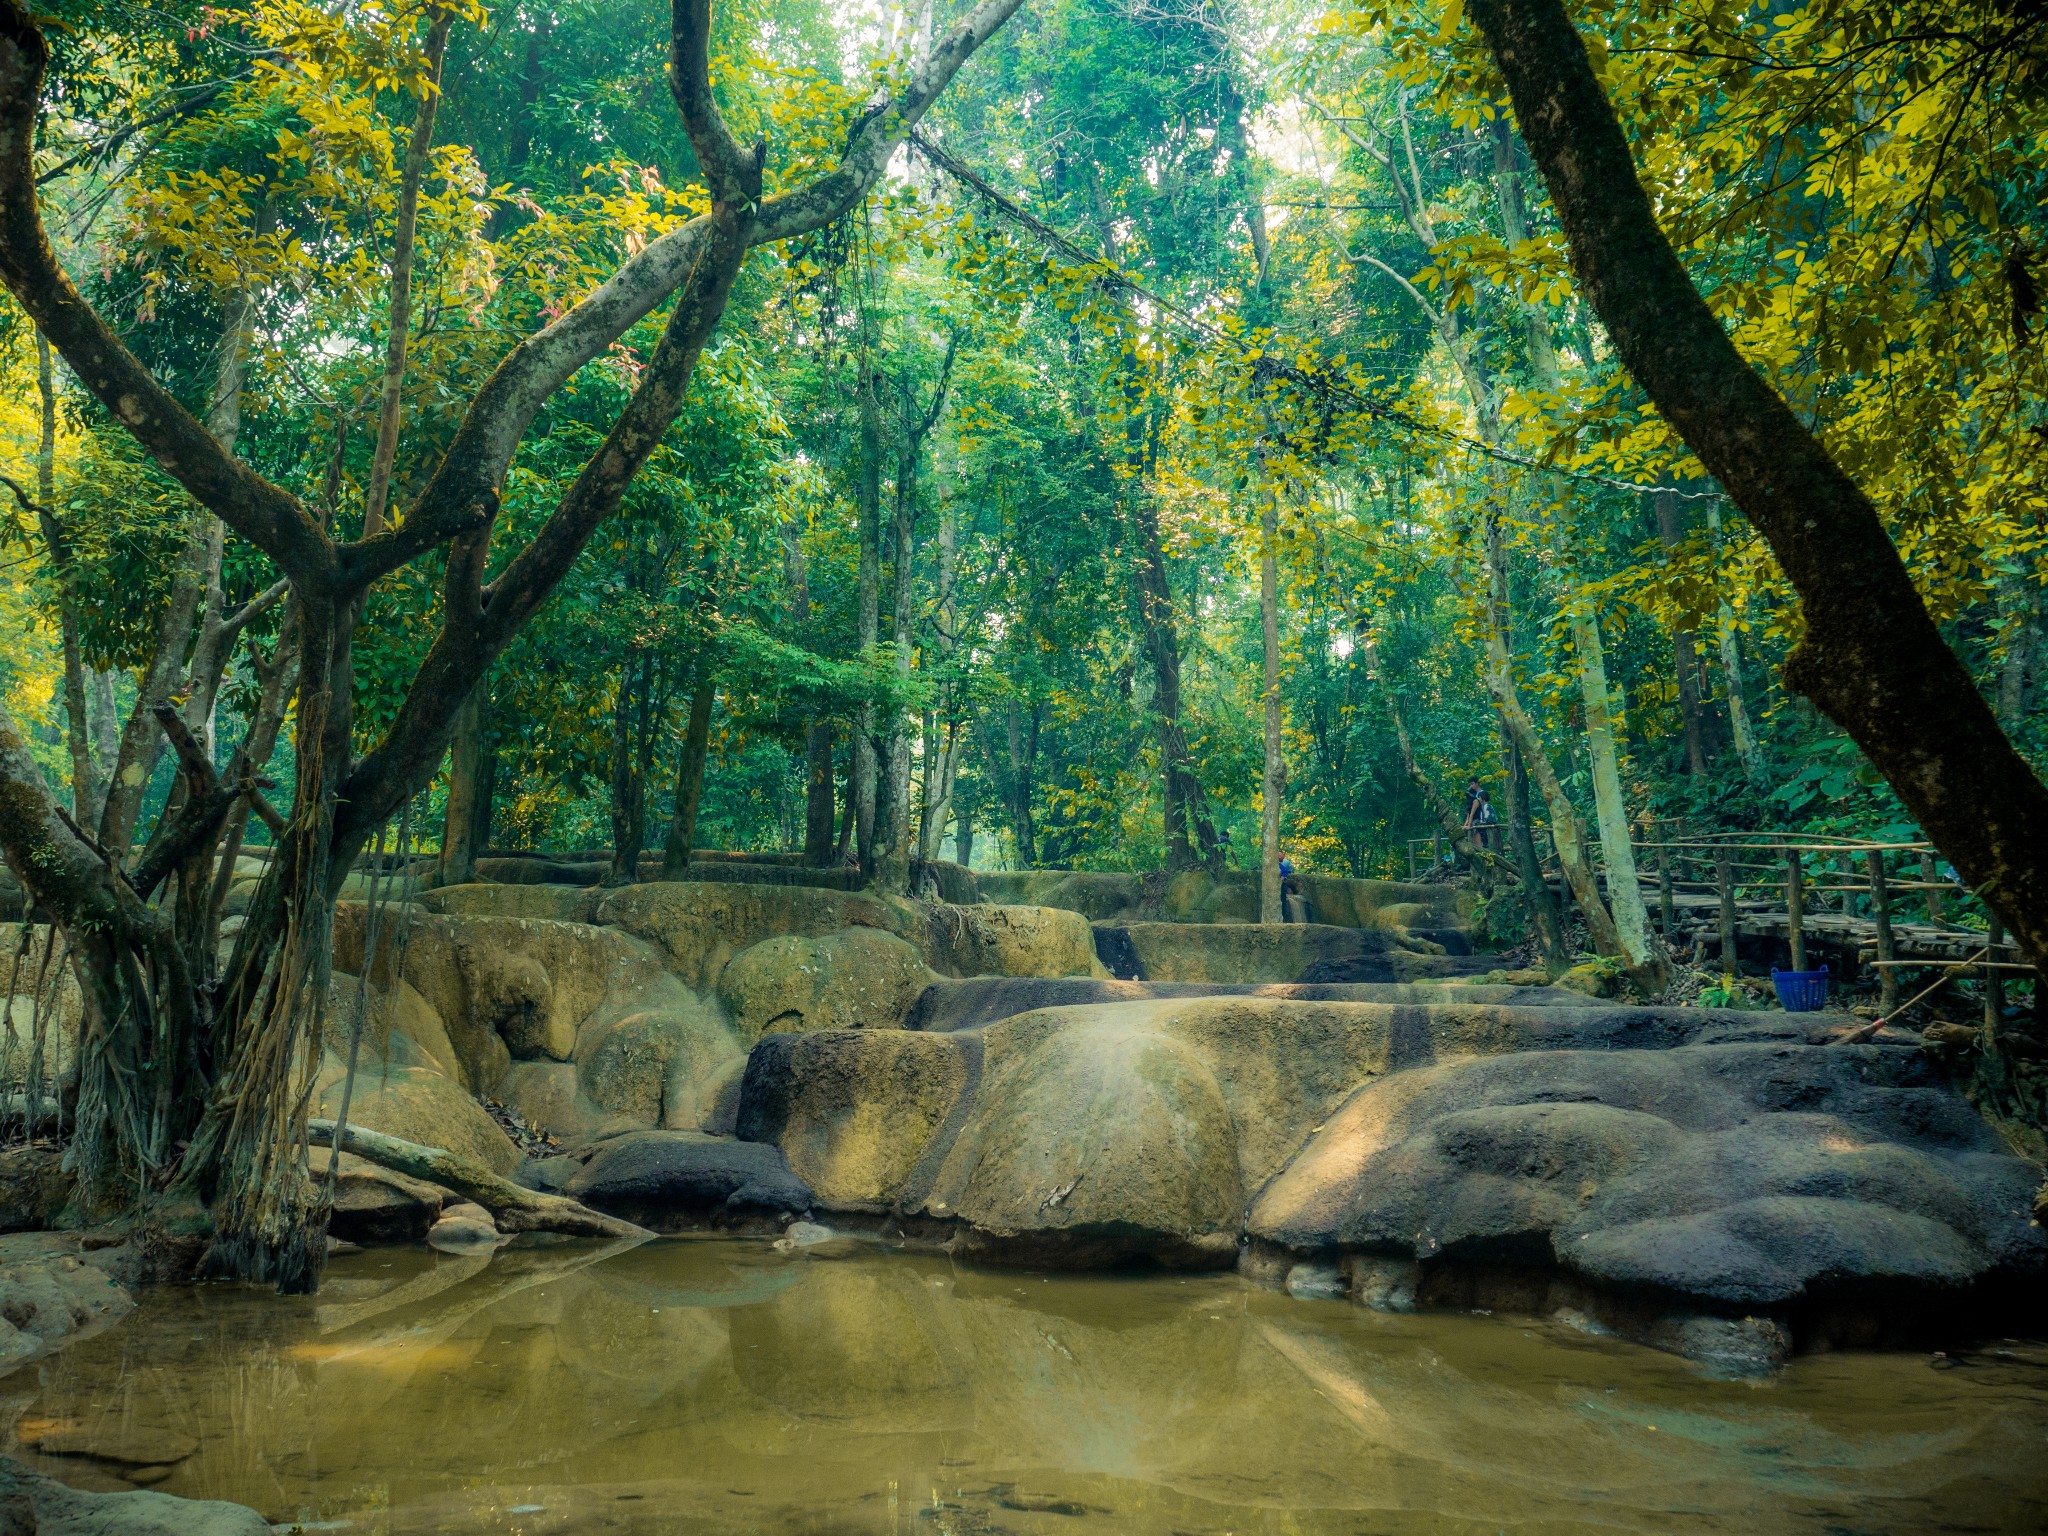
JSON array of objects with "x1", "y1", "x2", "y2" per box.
[{"x1": 1410, "y1": 823, "x2": 2034, "y2": 1006}]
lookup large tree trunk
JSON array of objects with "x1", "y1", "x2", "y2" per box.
[
  {"x1": 1471, "y1": 0, "x2": 2048, "y2": 973},
  {"x1": 437, "y1": 681, "x2": 488, "y2": 887}
]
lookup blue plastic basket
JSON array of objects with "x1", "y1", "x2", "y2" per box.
[{"x1": 1771, "y1": 965, "x2": 1831, "y2": 1012}]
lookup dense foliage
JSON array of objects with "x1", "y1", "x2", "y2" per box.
[{"x1": 5, "y1": 0, "x2": 2043, "y2": 892}]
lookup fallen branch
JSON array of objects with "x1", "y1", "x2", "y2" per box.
[{"x1": 307, "y1": 1118, "x2": 651, "y2": 1243}]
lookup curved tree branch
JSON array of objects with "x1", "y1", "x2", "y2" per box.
[{"x1": 0, "y1": 3, "x2": 334, "y2": 589}]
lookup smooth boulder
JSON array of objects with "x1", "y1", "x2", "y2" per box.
[
  {"x1": 566, "y1": 1130, "x2": 812, "y2": 1227},
  {"x1": 1249, "y1": 1039, "x2": 2047, "y2": 1325}
]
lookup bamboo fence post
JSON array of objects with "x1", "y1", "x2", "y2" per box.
[
  {"x1": 1986, "y1": 914, "x2": 2007, "y2": 1033},
  {"x1": 1434, "y1": 830, "x2": 1443, "y2": 870},
  {"x1": 1920, "y1": 851, "x2": 1945, "y2": 925},
  {"x1": 1716, "y1": 849, "x2": 1739, "y2": 972},
  {"x1": 1784, "y1": 841, "x2": 1806, "y2": 972},
  {"x1": 1654, "y1": 821, "x2": 1675, "y2": 937},
  {"x1": 1408, "y1": 841, "x2": 1417, "y2": 881},
  {"x1": 1865, "y1": 849, "x2": 1898, "y2": 1014}
]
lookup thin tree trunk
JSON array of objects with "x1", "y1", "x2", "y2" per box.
[
  {"x1": 605, "y1": 652, "x2": 646, "y2": 886},
  {"x1": 1132, "y1": 495, "x2": 1220, "y2": 871},
  {"x1": 662, "y1": 679, "x2": 716, "y2": 878},
  {"x1": 1476, "y1": 509, "x2": 1628, "y2": 968},
  {"x1": 1570, "y1": 598, "x2": 1667, "y2": 991},
  {"x1": 781, "y1": 513, "x2": 837, "y2": 864},
  {"x1": 1703, "y1": 499, "x2": 1766, "y2": 783},
  {"x1": 1258, "y1": 485, "x2": 1284, "y2": 923},
  {"x1": 33, "y1": 328, "x2": 92, "y2": 820},
  {"x1": 1653, "y1": 488, "x2": 1707, "y2": 781},
  {"x1": 877, "y1": 446, "x2": 917, "y2": 894},
  {"x1": 854, "y1": 370, "x2": 883, "y2": 872},
  {"x1": 1997, "y1": 568, "x2": 2036, "y2": 733},
  {"x1": 1006, "y1": 697, "x2": 1037, "y2": 866},
  {"x1": 361, "y1": 7, "x2": 455, "y2": 540},
  {"x1": 1472, "y1": 0, "x2": 2048, "y2": 975},
  {"x1": 1501, "y1": 722, "x2": 1567, "y2": 971}
]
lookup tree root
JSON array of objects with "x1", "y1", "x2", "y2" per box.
[{"x1": 307, "y1": 1119, "x2": 651, "y2": 1243}]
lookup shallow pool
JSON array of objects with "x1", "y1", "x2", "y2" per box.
[{"x1": 5, "y1": 1239, "x2": 2046, "y2": 1533}]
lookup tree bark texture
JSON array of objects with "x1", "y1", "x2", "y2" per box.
[
  {"x1": 361, "y1": 7, "x2": 454, "y2": 540},
  {"x1": 1471, "y1": 0, "x2": 2048, "y2": 973},
  {"x1": 1653, "y1": 489, "x2": 1708, "y2": 780},
  {"x1": 438, "y1": 682, "x2": 488, "y2": 887},
  {"x1": 1570, "y1": 600, "x2": 1667, "y2": 991},
  {"x1": 663, "y1": 680, "x2": 716, "y2": 878},
  {"x1": 33, "y1": 329, "x2": 93, "y2": 820}
]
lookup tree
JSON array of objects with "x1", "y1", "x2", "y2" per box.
[
  {"x1": 1466, "y1": 0, "x2": 2048, "y2": 973},
  {"x1": 0, "y1": 0, "x2": 1025, "y2": 1288}
]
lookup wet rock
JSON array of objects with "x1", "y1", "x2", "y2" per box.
[
  {"x1": 312, "y1": 1060, "x2": 520, "y2": 1176},
  {"x1": 0, "y1": 1148, "x2": 73, "y2": 1236},
  {"x1": 719, "y1": 928, "x2": 936, "y2": 1038},
  {"x1": 1285, "y1": 1262, "x2": 1347, "y2": 1300},
  {"x1": 427, "y1": 1200, "x2": 500, "y2": 1251},
  {"x1": 1674, "y1": 1314, "x2": 1793, "y2": 1375},
  {"x1": 594, "y1": 882, "x2": 915, "y2": 989},
  {"x1": 0, "y1": 1255, "x2": 130, "y2": 1375},
  {"x1": 566, "y1": 1130, "x2": 811, "y2": 1227},
  {"x1": 518, "y1": 1154, "x2": 584, "y2": 1195},
  {"x1": 497, "y1": 1061, "x2": 626, "y2": 1146},
  {"x1": 922, "y1": 904, "x2": 1103, "y2": 980},
  {"x1": 1120, "y1": 923, "x2": 1488, "y2": 986},
  {"x1": 326, "y1": 1152, "x2": 445, "y2": 1243},
  {"x1": 904, "y1": 977, "x2": 1615, "y2": 1033},
  {"x1": 1249, "y1": 1040, "x2": 2047, "y2": 1332},
  {"x1": 737, "y1": 1030, "x2": 971, "y2": 1210},
  {"x1": 0, "y1": 1454, "x2": 271, "y2": 1533},
  {"x1": 572, "y1": 984, "x2": 744, "y2": 1132},
  {"x1": 424, "y1": 880, "x2": 601, "y2": 922},
  {"x1": 22, "y1": 1423, "x2": 197, "y2": 1467},
  {"x1": 924, "y1": 1012, "x2": 1245, "y2": 1269}
]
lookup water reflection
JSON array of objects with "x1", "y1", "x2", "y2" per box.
[{"x1": 4, "y1": 1239, "x2": 2044, "y2": 1534}]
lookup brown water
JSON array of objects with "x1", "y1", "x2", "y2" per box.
[{"x1": 4, "y1": 1238, "x2": 2045, "y2": 1535}]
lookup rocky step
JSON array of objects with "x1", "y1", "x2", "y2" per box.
[
  {"x1": 906, "y1": 976, "x2": 1606, "y2": 1032},
  {"x1": 727, "y1": 993, "x2": 2042, "y2": 1366},
  {"x1": 1091, "y1": 921, "x2": 1488, "y2": 985}
]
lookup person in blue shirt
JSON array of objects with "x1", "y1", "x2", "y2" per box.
[{"x1": 1277, "y1": 854, "x2": 1300, "y2": 921}]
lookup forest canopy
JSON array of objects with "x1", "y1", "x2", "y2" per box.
[{"x1": 1, "y1": 0, "x2": 2045, "y2": 1279}]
